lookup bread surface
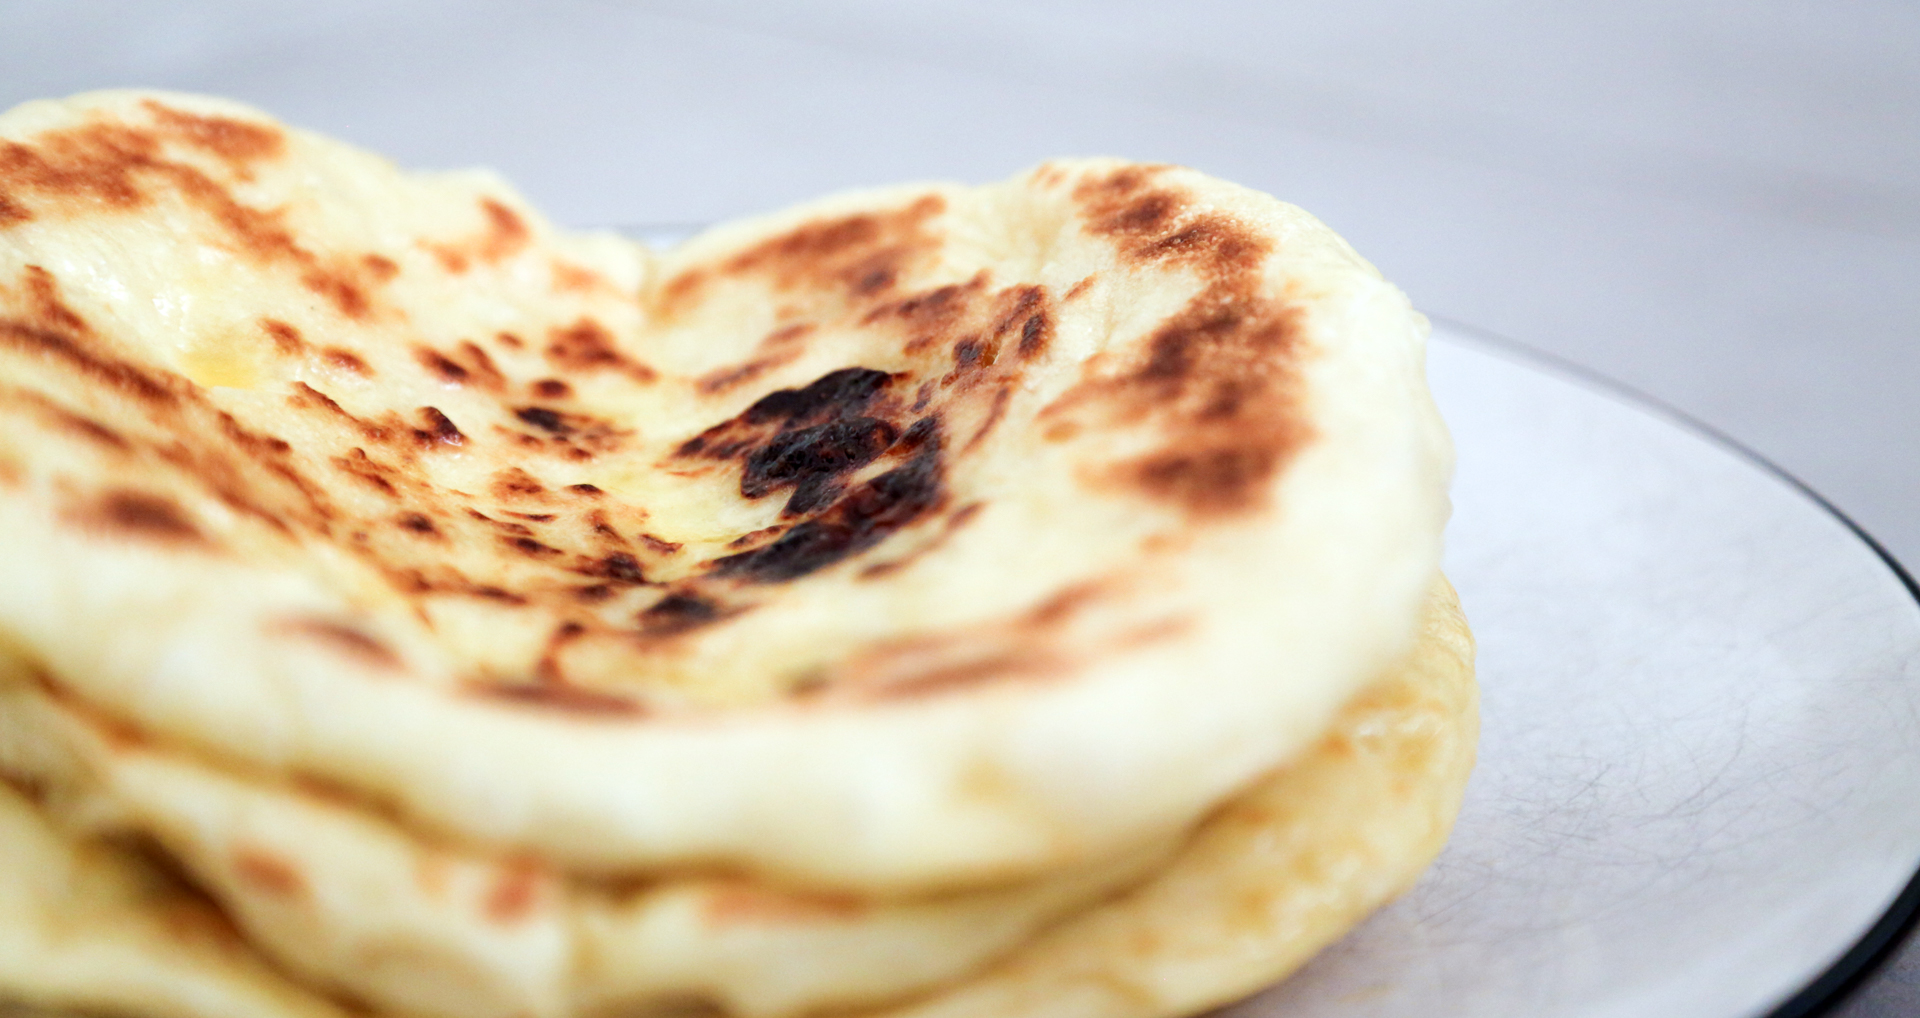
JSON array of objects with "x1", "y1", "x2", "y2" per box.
[
  {"x1": 0, "y1": 579, "x2": 1475, "y2": 1018},
  {"x1": 0, "y1": 91, "x2": 1451, "y2": 892}
]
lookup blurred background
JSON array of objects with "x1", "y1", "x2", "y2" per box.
[{"x1": 4, "y1": 2, "x2": 1919, "y2": 1012}]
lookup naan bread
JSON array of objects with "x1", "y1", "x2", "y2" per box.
[
  {"x1": 854, "y1": 575, "x2": 1477, "y2": 1018},
  {"x1": 0, "y1": 578, "x2": 1474, "y2": 1018},
  {"x1": 0, "y1": 779, "x2": 354, "y2": 1018},
  {"x1": 0, "y1": 654, "x2": 1169, "y2": 1018},
  {"x1": 0, "y1": 91, "x2": 1451, "y2": 890}
]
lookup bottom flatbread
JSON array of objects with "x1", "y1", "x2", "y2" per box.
[
  {"x1": 0, "y1": 577, "x2": 1474, "y2": 1018},
  {"x1": 852, "y1": 574, "x2": 1477, "y2": 1018},
  {"x1": 0, "y1": 781, "x2": 355, "y2": 1018}
]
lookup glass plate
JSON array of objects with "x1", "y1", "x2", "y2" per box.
[{"x1": 1214, "y1": 322, "x2": 1920, "y2": 1018}]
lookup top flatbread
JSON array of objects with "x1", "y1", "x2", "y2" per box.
[{"x1": 0, "y1": 91, "x2": 1451, "y2": 890}]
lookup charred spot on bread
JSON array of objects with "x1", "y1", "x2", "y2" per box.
[
  {"x1": 79, "y1": 489, "x2": 207, "y2": 545},
  {"x1": 464, "y1": 680, "x2": 645, "y2": 717},
  {"x1": 711, "y1": 421, "x2": 944, "y2": 584}
]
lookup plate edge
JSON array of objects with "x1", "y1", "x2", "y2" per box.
[{"x1": 1430, "y1": 315, "x2": 1920, "y2": 1018}]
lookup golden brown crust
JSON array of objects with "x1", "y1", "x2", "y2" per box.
[{"x1": 1042, "y1": 164, "x2": 1313, "y2": 518}]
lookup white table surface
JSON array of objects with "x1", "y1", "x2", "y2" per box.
[{"x1": 5, "y1": 3, "x2": 1918, "y2": 1013}]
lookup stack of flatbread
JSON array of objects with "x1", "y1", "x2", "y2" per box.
[{"x1": 0, "y1": 91, "x2": 1474, "y2": 1018}]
